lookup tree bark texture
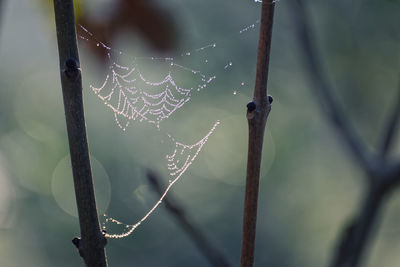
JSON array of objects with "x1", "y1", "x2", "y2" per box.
[{"x1": 53, "y1": 1, "x2": 108, "y2": 266}]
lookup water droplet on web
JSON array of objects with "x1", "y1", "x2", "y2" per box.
[
  {"x1": 233, "y1": 90, "x2": 237, "y2": 95},
  {"x1": 224, "y1": 62, "x2": 233, "y2": 69}
]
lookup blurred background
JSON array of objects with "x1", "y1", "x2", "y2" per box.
[{"x1": 0, "y1": 0, "x2": 400, "y2": 266}]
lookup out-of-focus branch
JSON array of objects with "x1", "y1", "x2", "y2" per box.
[
  {"x1": 289, "y1": 1, "x2": 400, "y2": 267},
  {"x1": 147, "y1": 171, "x2": 232, "y2": 267},
  {"x1": 331, "y1": 180, "x2": 388, "y2": 267},
  {"x1": 241, "y1": 1, "x2": 275, "y2": 267},
  {"x1": 289, "y1": 0, "x2": 373, "y2": 174},
  {"x1": 380, "y1": 77, "x2": 400, "y2": 157}
]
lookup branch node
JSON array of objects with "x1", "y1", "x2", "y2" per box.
[
  {"x1": 246, "y1": 101, "x2": 257, "y2": 120},
  {"x1": 72, "y1": 237, "x2": 85, "y2": 258},
  {"x1": 63, "y1": 57, "x2": 81, "y2": 80},
  {"x1": 268, "y1": 95, "x2": 274, "y2": 104},
  {"x1": 101, "y1": 230, "x2": 108, "y2": 247},
  {"x1": 247, "y1": 101, "x2": 257, "y2": 112}
]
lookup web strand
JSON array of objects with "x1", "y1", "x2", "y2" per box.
[
  {"x1": 78, "y1": 19, "x2": 260, "y2": 238},
  {"x1": 103, "y1": 121, "x2": 220, "y2": 238},
  {"x1": 81, "y1": 25, "x2": 218, "y2": 130}
]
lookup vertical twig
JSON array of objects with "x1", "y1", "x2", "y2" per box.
[
  {"x1": 240, "y1": 1, "x2": 275, "y2": 267},
  {"x1": 147, "y1": 171, "x2": 232, "y2": 267},
  {"x1": 53, "y1": 1, "x2": 108, "y2": 266}
]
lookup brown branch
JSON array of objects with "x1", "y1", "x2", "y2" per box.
[
  {"x1": 240, "y1": 1, "x2": 275, "y2": 267},
  {"x1": 53, "y1": 1, "x2": 108, "y2": 266},
  {"x1": 380, "y1": 76, "x2": 400, "y2": 157},
  {"x1": 147, "y1": 171, "x2": 232, "y2": 267}
]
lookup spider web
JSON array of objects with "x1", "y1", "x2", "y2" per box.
[
  {"x1": 78, "y1": 16, "x2": 261, "y2": 237},
  {"x1": 80, "y1": 25, "x2": 217, "y2": 131},
  {"x1": 103, "y1": 120, "x2": 220, "y2": 239}
]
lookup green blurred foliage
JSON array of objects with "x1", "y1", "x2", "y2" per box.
[{"x1": 0, "y1": 0, "x2": 399, "y2": 266}]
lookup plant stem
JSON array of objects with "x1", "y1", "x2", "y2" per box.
[
  {"x1": 53, "y1": 1, "x2": 108, "y2": 266},
  {"x1": 240, "y1": 1, "x2": 275, "y2": 267}
]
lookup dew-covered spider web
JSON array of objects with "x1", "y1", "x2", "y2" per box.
[
  {"x1": 77, "y1": 5, "x2": 263, "y2": 238},
  {"x1": 80, "y1": 25, "x2": 219, "y2": 131},
  {"x1": 102, "y1": 121, "x2": 219, "y2": 238}
]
